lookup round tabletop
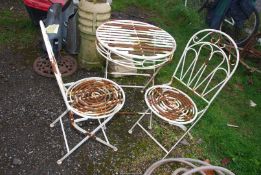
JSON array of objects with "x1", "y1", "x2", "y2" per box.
[{"x1": 96, "y1": 20, "x2": 176, "y2": 69}]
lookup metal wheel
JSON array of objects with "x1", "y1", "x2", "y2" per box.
[{"x1": 220, "y1": 8, "x2": 260, "y2": 47}]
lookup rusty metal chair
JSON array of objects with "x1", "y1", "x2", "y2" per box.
[
  {"x1": 144, "y1": 158, "x2": 235, "y2": 175},
  {"x1": 40, "y1": 21, "x2": 125, "y2": 164},
  {"x1": 129, "y1": 29, "x2": 239, "y2": 159}
]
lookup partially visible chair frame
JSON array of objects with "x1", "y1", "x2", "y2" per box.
[
  {"x1": 129, "y1": 29, "x2": 239, "y2": 159},
  {"x1": 40, "y1": 21, "x2": 125, "y2": 164},
  {"x1": 144, "y1": 158, "x2": 235, "y2": 175}
]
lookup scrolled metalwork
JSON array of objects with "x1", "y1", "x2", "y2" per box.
[
  {"x1": 146, "y1": 85, "x2": 197, "y2": 124},
  {"x1": 173, "y1": 29, "x2": 239, "y2": 103},
  {"x1": 68, "y1": 79, "x2": 125, "y2": 117}
]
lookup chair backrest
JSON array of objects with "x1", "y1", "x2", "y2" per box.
[
  {"x1": 40, "y1": 21, "x2": 67, "y2": 102},
  {"x1": 172, "y1": 29, "x2": 239, "y2": 105}
]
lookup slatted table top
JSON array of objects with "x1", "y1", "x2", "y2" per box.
[{"x1": 96, "y1": 20, "x2": 176, "y2": 69}]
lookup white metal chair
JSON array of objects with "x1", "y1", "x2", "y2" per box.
[
  {"x1": 40, "y1": 21, "x2": 125, "y2": 164},
  {"x1": 129, "y1": 29, "x2": 239, "y2": 159}
]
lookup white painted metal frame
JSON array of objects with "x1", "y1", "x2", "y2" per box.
[
  {"x1": 40, "y1": 21, "x2": 125, "y2": 164},
  {"x1": 96, "y1": 20, "x2": 176, "y2": 90},
  {"x1": 144, "y1": 158, "x2": 235, "y2": 175},
  {"x1": 185, "y1": 0, "x2": 188, "y2": 7},
  {"x1": 129, "y1": 29, "x2": 240, "y2": 158}
]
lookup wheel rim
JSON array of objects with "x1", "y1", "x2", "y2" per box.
[{"x1": 220, "y1": 10, "x2": 259, "y2": 46}]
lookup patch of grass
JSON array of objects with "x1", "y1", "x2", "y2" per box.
[
  {"x1": 194, "y1": 71, "x2": 261, "y2": 174},
  {"x1": 0, "y1": 10, "x2": 37, "y2": 47},
  {"x1": 113, "y1": 0, "x2": 261, "y2": 174}
]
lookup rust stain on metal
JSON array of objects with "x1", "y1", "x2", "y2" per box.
[
  {"x1": 50, "y1": 60, "x2": 58, "y2": 74},
  {"x1": 69, "y1": 111, "x2": 75, "y2": 128},
  {"x1": 104, "y1": 23, "x2": 161, "y2": 31},
  {"x1": 130, "y1": 34, "x2": 153, "y2": 39},
  {"x1": 69, "y1": 79, "x2": 124, "y2": 116},
  {"x1": 108, "y1": 43, "x2": 173, "y2": 51},
  {"x1": 85, "y1": 132, "x2": 96, "y2": 139},
  {"x1": 148, "y1": 87, "x2": 196, "y2": 122},
  {"x1": 108, "y1": 43, "x2": 173, "y2": 54}
]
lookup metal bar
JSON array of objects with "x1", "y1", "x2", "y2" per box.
[
  {"x1": 105, "y1": 57, "x2": 109, "y2": 79},
  {"x1": 64, "y1": 82, "x2": 75, "y2": 87},
  {"x1": 50, "y1": 109, "x2": 69, "y2": 127},
  {"x1": 137, "y1": 123, "x2": 168, "y2": 153},
  {"x1": 73, "y1": 121, "x2": 115, "y2": 150},
  {"x1": 118, "y1": 111, "x2": 151, "y2": 115},
  {"x1": 162, "y1": 111, "x2": 206, "y2": 159},
  {"x1": 109, "y1": 72, "x2": 151, "y2": 76},
  {"x1": 57, "y1": 115, "x2": 114, "y2": 164},
  {"x1": 119, "y1": 85, "x2": 145, "y2": 88},
  {"x1": 142, "y1": 66, "x2": 162, "y2": 91},
  {"x1": 74, "y1": 117, "x2": 89, "y2": 123},
  {"x1": 128, "y1": 108, "x2": 150, "y2": 133},
  {"x1": 98, "y1": 119, "x2": 109, "y2": 143},
  {"x1": 60, "y1": 118, "x2": 70, "y2": 153}
]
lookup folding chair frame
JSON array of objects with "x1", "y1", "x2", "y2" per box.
[
  {"x1": 50, "y1": 109, "x2": 118, "y2": 164},
  {"x1": 40, "y1": 21, "x2": 125, "y2": 164},
  {"x1": 129, "y1": 29, "x2": 239, "y2": 159}
]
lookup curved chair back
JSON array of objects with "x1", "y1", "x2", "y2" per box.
[
  {"x1": 40, "y1": 21, "x2": 67, "y2": 102},
  {"x1": 172, "y1": 29, "x2": 239, "y2": 105}
]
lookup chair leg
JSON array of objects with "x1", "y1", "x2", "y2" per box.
[
  {"x1": 163, "y1": 114, "x2": 204, "y2": 159},
  {"x1": 129, "y1": 108, "x2": 150, "y2": 134},
  {"x1": 148, "y1": 111, "x2": 153, "y2": 130},
  {"x1": 73, "y1": 120, "x2": 117, "y2": 151},
  {"x1": 137, "y1": 122, "x2": 168, "y2": 153},
  {"x1": 162, "y1": 129, "x2": 191, "y2": 160},
  {"x1": 141, "y1": 66, "x2": 161, "y2": 93},
  {"x1": 99, "y1": 118, "x2": 107, "y2": 130},
  {"x1": 169, "y1": 123, "x2": 193, "y2": 139},
  {"x1": 57, "y1": 115, "x2": 116, "y2": 164},
  {"x1": 57, "y1": 132, "x2": 92, "y2": 164},
  {"x1": 98, "y1": 119, "x2": 109, "y2": 143},
  {"x1": 50, "y1": 109, "x2": 69, "y2": 127},
  {"x1": 129, "y1": 109, "x2": 201, "y2": 158}
]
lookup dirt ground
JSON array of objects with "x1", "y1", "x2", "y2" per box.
[{"x1": 0, "y1": 1, "x2": 159, "y2": 175}]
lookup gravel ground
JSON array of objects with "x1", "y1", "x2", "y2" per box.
[
  {"x1": 0, "y1": 2, "x2": 156, "y2": 175},
  {"x1": 0, "y1": 38, "x2": 149, "y2": 175},
  {"x1": 0, "y1": 44, "x2": 100, "y2": 174}
]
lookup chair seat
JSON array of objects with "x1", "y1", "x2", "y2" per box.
[
  {"x1": 66, "y1": 77, "x2": 125, "y2": 119},
  {"x1": 145, "y1": 85, "x2": 198, "y2": 125}
]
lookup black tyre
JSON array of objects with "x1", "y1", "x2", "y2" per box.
[
  {"x1": 220, "y1": 8, "x2": 260, "y2": 47},
  {"x1": 25, "y1": 6, "x2": 47, "y2": 26}
]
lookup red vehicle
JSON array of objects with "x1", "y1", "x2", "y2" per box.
[{"x1": 23, "y1": 0, "x2": 69, "y2": 25}]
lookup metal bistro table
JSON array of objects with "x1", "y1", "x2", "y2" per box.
[{"x1": 96, "y1": 20, "x2": 176, "y2": 91}]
